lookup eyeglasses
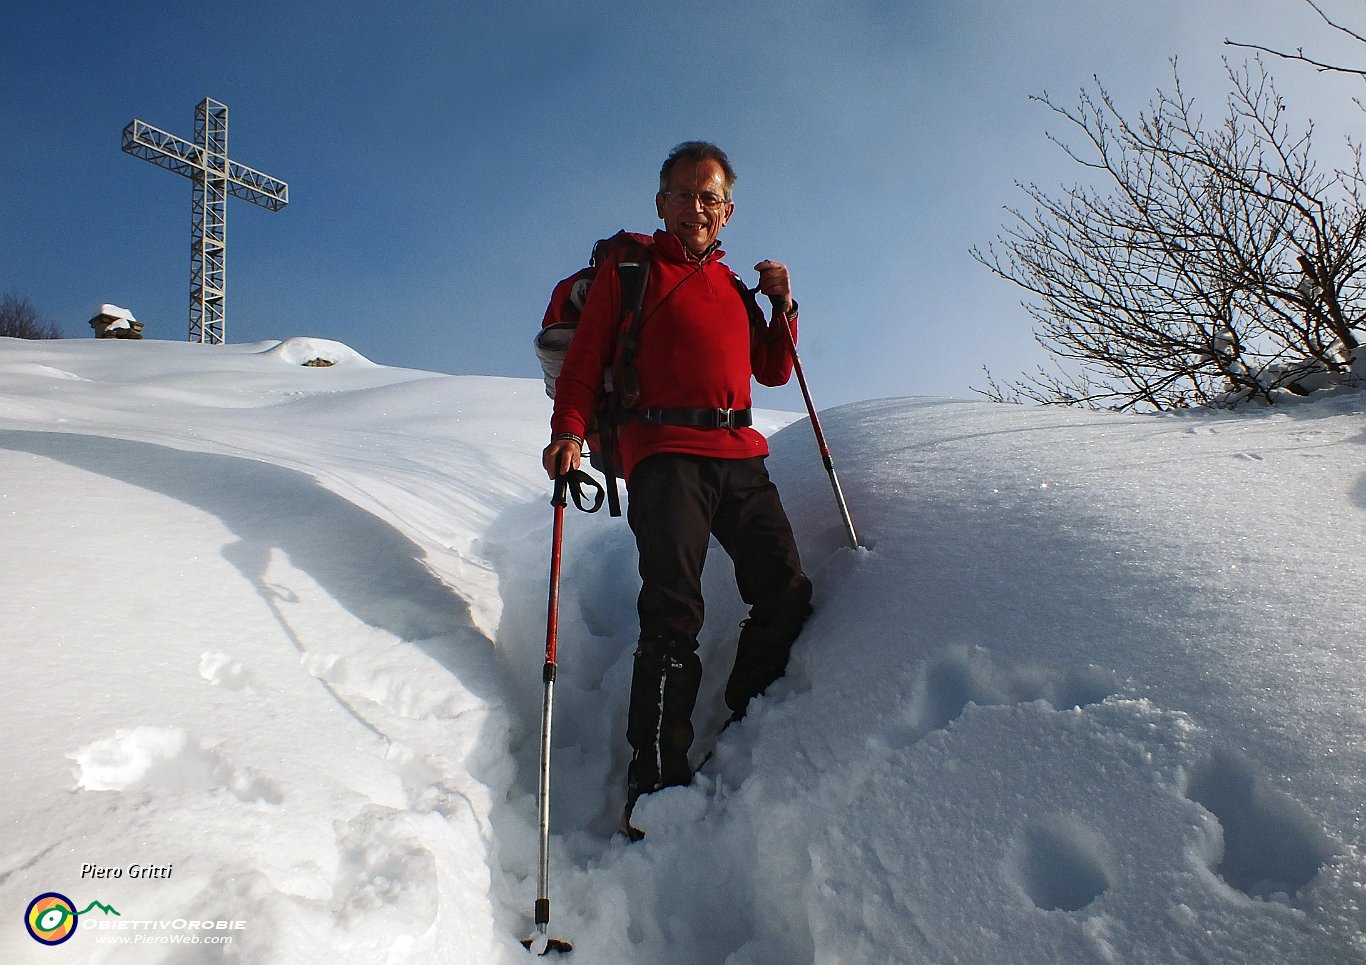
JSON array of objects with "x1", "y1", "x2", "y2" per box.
[{"x1": 662, "y1": 191, "x2": 730, "y2": 210}]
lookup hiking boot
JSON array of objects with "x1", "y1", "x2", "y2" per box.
[
  {"x1": 625, "y1": 635, "x2": 702, "y2": 803},
  {"x1": 723, "y1": 600, "x2": 813, "y2": 720}
]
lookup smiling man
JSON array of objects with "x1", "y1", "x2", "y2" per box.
[{"x1": 543, "y1": 141, "x2": 813, "y2": 837}]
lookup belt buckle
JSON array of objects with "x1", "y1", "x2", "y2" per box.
[{"x1": 716, "y1": 407, "x2": 734, "y2": 428}]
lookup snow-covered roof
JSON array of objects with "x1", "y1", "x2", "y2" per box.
[{"x1": 93, "y1": 303, "x2": 137, "y2": 322}]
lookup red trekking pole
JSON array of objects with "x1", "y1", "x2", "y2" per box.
[
  {"x1": 760, "y1": 290, "x2": 860, "y2": 550},
  {"x1": 523, "y1": 470, "x2": 601, "y2": 956}
]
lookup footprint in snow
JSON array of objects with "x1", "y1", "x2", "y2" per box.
[
  {"x1": 69, "y1": 725, "x2": 281, "y2": 804},
  {"x1": 1184, "y1": 748, "x2": 1337, "y2": 901},
  {"x1": 885, "y1": 646, "x2": 1118, "y2": 748},
  {"x1": 1008, "y1": 814, "x2": 1112, "y2": 912},
  {"x1": 200, "y1": 651, "x2": 251, "y2": 690},
  {"x1": 331, "y1": 805, "x2": 437, "y2": 931}
]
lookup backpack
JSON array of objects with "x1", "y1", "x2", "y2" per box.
[{"x1": 534, "y1": 231, "x2": 653, "y2": 515}]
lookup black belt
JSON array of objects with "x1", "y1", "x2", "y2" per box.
[{"x1": 633, "y1": 407, "x2": 753, "y2": 429}]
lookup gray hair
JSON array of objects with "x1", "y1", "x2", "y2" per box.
[{"x1": 658, "y1": 141, "x2": 737, "y2": 199}]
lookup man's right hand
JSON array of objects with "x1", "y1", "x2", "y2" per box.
[{"x1": 542, "y1": 438, "x2": 583, "y2": 478}]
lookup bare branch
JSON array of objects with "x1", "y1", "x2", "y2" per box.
[
  {"x1": 1226, "y1": 0, "x2": 1366, "y2": 80},
  {"x1": 1224, "y1": 39, "x2": 1366, "y2": 79}
]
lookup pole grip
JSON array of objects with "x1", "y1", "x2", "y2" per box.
[{"x1": 545, "y1": 496, "x2": 565, "y2": 666}]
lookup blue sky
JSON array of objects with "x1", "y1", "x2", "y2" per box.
[{"x1": 3, "y1": 0, "x2": 1362, "y2": 410}]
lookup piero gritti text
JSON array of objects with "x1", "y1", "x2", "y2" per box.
[{"x1": 82, "y1": 863, "x2": 174, "y2": 880}]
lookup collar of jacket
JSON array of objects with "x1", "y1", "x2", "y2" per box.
[{"x1": 652, "y1": 229, "x2": 725, "y2": 266}]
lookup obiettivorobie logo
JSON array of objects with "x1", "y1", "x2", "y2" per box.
[
  {"x1": 23, "y1": 891, "x2": 246, "y2": 948},
  {"x1": 24, "y1": 892, "x2": 120, "y2": 946}
]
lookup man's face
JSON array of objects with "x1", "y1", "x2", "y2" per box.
[{"x1": 656, "y1": 158, "x2": 734, "y2": 256}]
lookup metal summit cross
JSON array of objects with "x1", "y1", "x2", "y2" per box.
[{"x1": 122, "y1": 98, "x2": 288, "y2": 344}]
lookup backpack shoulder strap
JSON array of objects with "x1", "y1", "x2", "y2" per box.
[
  {"x1": 615, "y1": 243, "x2": 653, "y2": 363},
  {"x1": 596, "y1": 238, "x2": 652, "y2": 518}
]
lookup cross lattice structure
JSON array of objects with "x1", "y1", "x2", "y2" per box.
[{"x1": 122, "y1": 98, "x2": 288, "y2": 345}]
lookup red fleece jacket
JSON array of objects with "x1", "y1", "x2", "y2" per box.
[{"x1": 551, "y1": 230, "x2": 798, "y2": 482}]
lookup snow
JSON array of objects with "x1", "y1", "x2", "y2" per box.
[
  {"x1": 2, "y1": 334, "x2": 1364, "y2": 963},
  {"x1": 96, "y1": 305, "x2": 137, "y2": 323}
]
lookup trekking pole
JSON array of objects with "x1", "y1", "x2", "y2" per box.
[
  {"x1": 759, "y1": 290, "x2": 860, "y2": 550},
  {"x1": 523, "y1": 470, "x2": 602, "y2": 956}
]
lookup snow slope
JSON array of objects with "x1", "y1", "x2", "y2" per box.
[{"x1": 1, "y1": 336, "x2": 1363, "y2": 964}]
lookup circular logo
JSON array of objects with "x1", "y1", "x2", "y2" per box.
[{"x1": 25, "y1": 893, "x2": 78, "y2": 946}]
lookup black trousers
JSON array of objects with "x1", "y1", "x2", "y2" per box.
[{"x1": 624, "y1": 454, "x2": 812, "y2": 805}]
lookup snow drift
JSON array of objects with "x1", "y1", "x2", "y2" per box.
[{"x1": 1, "y1": 336, "x2": 1363, "y2": 963}]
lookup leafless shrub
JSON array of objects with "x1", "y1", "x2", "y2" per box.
[
  {"x1": 974, "y1": 59, "x2": 1365, "y2": 410},
  {"x1": 0, "y1": 292, "x2": 63, "y2": 339}
]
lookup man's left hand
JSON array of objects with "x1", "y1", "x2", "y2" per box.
[{"x1": 754, "y1": 260, "x2": 794, "y2": 316}]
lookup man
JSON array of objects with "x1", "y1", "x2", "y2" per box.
[{"x1": 542, "y1": 141, "x2": 813, "y2": 833}]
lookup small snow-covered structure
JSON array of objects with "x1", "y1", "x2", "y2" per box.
[{"x1": 89, "y1": 304, "x2": 143, "y2": 339}]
